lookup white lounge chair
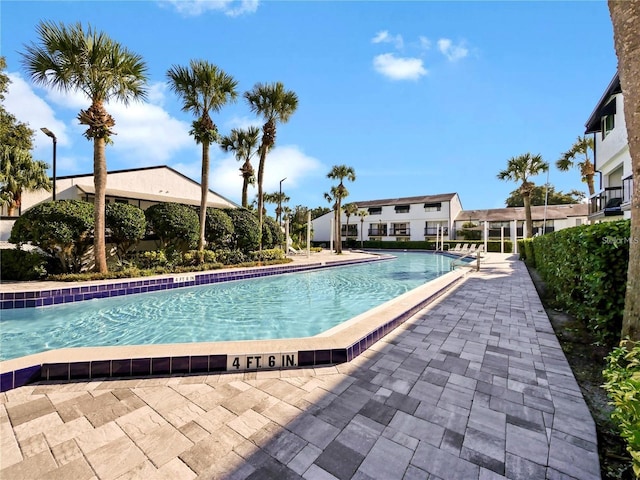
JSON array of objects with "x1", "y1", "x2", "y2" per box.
[
  {"x1": 450, "y1": 243, "x2": 463, "y2": 252},
  {"x1": 467, "y1": 244, "x2": 478, "y2": 254},
  {"x1": 459, "y1": 243, "x2": 471, "y2": 253},
  {"x1": 288, "y1": 245, "x2": 304, "y2": 255}
]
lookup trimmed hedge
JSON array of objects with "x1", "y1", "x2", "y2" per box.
[
  {"x1": 603, "y1": 342, "x2": 640, "y2": 477},
  {"x1": 315, "y1": 240, "x2": 513, "y2": 253},
  {"x1": 530, "y1": 220, "x2": 630, "y2": 345},
  {"x1": 145, "y1": 203, "x2": 199, "y2": 253},
  {"x1": 0, "y1": 249, "x2": 50, "y2": 280}
]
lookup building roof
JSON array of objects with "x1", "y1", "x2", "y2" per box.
[
  {"x1": 455, "y1": 203, "x2": 588, "y2": 222},
  {"x1": 585, "y1": 73, "x2": 621, "y2": 134},
  {"x1": 349, "y1": 193, "x2": 458, "y2": 208}
]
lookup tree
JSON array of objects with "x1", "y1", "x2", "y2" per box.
[
  {"x1": 609, "y1": 0, "x2": 640, "y2": 341},
  {"x1": 357, "y1": 209, "x2": 368, "y2": 248},
  {"x1": 0, "y1": 146, "x2": 51, "y2": 215},
  {"x1": 167, "y1": 60, "x2": 238, "y2": 259},
  {"x1": 244, "y1": 82, "x2": 298, "y2": 248},
  {"x1": 21, "y1": 21, "x2": 148, "y2": 273},
  {"x1": 557, "y1": 136, "x2": 596, "y2": 196},
  {"x1": 224, "y1": 208, "x2": 261, "y2": 253},
  {"x1": 324, "y1": 186, "x2": 339, "y2": 251},
  {"x1": 145, "y1": 203, "x2": 199, "y2": 253},
  {"x1": 263, "y1": 191, "x2": 290, "y2": 224},
  {"x1": 205, "y1": 207, "x2": 234, "y2": 249},
  {"x1": 327, "y1": 164, "x2": 356, "y2": 253},
  {"x1": 219, "y1": 126, "x2": 260, "y2": 208},
  {"x1": 343, "y1": 202, "x2": 359, "y2": 241},
  {"x1": 505, "y1": 185, "x2": 585, "y2": 207},
  {"x1": 0, "y1": 57, "x2": 34, "y2": 151},
  {"x1": 105, "y1": 202, "x2": 146, "y2": 261},
  {"x1": 497, "y1": 153, "x2": 549, "y2": 238}
]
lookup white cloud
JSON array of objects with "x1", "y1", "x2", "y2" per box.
[
  {"x1": 418, "y1": 36, "x2": 431, "y2": 51},
  {"x1": 209, "y1": 145, "x2": 323, "y2": 201},
  {"x1": 371, "y1": 30, "x2": 404, "y2": 50},
  {"x1": 437, "y1": 38, "x2": 469, "y2": 62},
  {"x1": 373, "y1": 54, "x2": 427, "y2": 81},
  {"x1": 161, "y1": 0, "x2": 259, "y2": 17},
  {"x1": 224, "y1": 115, "x2": 262, "y2": 131}
]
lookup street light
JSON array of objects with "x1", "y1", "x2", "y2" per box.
[
  {"x1": 279, "y1": 177, "x2": 287, "y2": 227},
  {"x1": 41, "y1": 128, "x2": 57, "y2": 201}
]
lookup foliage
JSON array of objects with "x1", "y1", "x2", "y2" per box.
[
  {"x1": 505, "y1": 185, "x2": 586, "y2": 207},
  {"x1": 518, "y1": 239, "x2": 535, "y2": 266},
  {"x1": 0, "y1": 248, "x2": 49, "y2": 280},
  {"x1": 205, "y1": 207, "x2": 234, "y2": 249},
  {"x1": 182, "y1": 249, "x2": 217, "y2": 266},
  {"x1": 145, "y1": 202, "x2": 199, "y2": 252},
  {"x1": 531, "y1": 220, "x2": 630, "y2": 345},
  {"x1": 224, "y1": 208, "x2": 260, "y2": 252},
  {"x1": 263, "y1": 215, "x2": 284, "y2": 249},
  {"x1": 603, "y1": 342, "x2": 640, "y2": 477},
  {"x1": 458, "y1": 222, "x2": 482, "y2": 241},
  {"x1": 9, "y1": 200, "x2": 94, "y2": 273},
  {"x1": 249, "y1": 248, "x2": 285, "y2": 262},
  {"x1": 556, "y1": 136, "x2": 595, "y2": 195},
  {"x1": 105, "y1": 202, "x2": 146, "y2": 260},
  {"x1": 0, "y1": 145, "x2": 51, "y2": 215},
  {"x1": 219, "y1": 126, "x2": 259, "y2": 208},
  {"x1": 0, "y1": 57, "x2": 34, "y2": 151},
  {"x1": 215, "y1": 248, "x2": 248, "y2": 265}
]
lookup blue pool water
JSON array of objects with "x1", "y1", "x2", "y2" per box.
[{"x1": 0, "y1": 252, "x2": 456, "y2": 360}]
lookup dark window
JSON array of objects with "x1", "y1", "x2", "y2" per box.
[
  {"x1": 368, "y1": 207, "x2": 382, "y2": 215},
  {"x1": 424, "y1": 202, "x2": 442, "y2": 212},
  {"x1": 394, "y1": 205, "x2": 410, "y2": 213}
]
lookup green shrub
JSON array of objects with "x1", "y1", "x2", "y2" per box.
[
  {"x1": 263, "y1": 216, "x2": 284, "y2": 249},
  {"x1": 131, "y1": 250, "x2": 169, "y2": 269},
  {"x1": 0, "y1": 248, "x2": 49, "y2": 280},
  {"x1": 603, "y1": 342, "x2": 640, "y2": 477},
  {"x1": 250, "y1": 248, "x2": 285, "y2": 262},
  {"x1": 215, "y1": 248, "x2": 248, "y2": 265},
  {"x1": 106, "y1": 202, "x2": 146, "y2": 260},
  {"x1": 145, "y1": 202, "x2": 199, "y2": 253},
  {"x1": 10, "y1": 200, "x2": 94, "y2": 273},
  {"x1": 182, "y1": 249, "x2": 217, "y2": 266},
  {"x1": 519, "y1": 238, "x2": 535, "y2": 266},
  {"x1": 531, "y1": 220, "x2": 630, "y2": 345},
  {"x1": 224, "y1": 208, "x2": 260, "y2": 253},
  {"x1": 205, "y1": 208, "x2": 234, "y2": 249}
]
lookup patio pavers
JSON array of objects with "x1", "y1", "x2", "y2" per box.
[{"x1": 0, "y1": 254, "x2": 601, "y2": 479}]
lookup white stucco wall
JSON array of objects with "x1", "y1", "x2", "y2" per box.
[{"x1": 595, "y1": 94, "x2": 632, "y2": 187}]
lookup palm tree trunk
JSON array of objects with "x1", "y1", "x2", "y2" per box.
[
  {"x1": 610, "y1": 0, "x2": 640, "y2": 342},
  {"x1": 94, "y1": 137, "x2": 108, "y2": 273},
  {"x1": 198, "y1": 140, "x2": 209, "y2": 256},
  {"x1": 241, "y1": 162, "x2": 250, "y2": 208},
  {"x1": 523, "y1": 192, "x2": 533, "y2": 238},
  {"x1": 257, "y1": 144, "x2": 267, "y2": 249},
  {"x1": 336, "y1": 199, "x2": 342, "y2": 254}
]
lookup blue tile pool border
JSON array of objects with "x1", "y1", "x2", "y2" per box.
[
  {"x1": 0, "y1": 269, "x2": 465, "y2": 393},
  {"x1": 0, "y1": 256, "x2": 391, "y2": 310}
]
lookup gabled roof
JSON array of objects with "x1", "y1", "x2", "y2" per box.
[
  {"x1": 349, "y1": 193, "x2": 458, "y2": 208},
  {"x1": 585, "y1": 73, "x2": 621, "y2": 134},
  {"x1": 456, "y1": 204, "x2": 588, "y2": 222}
]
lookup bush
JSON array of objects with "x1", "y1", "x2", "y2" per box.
[
  {"x1": 205, "y1": 208, "x2": 234, "y2": 250},
  {"x1": 518, "y1": 238, "x2": 535, "y2": 266},
  {"x1": 130, "y1": 250, "x2": 170, "y2": 269},
  {"x1": 0, "y1": 248, "x2": 49, "y2": 280},
  {"x1": 106, "y1": 202, "x2": 146, "y2": 260},
  {"x1": 250, "y1": 248, "x2": 285, "y2": 262},
  {"x1": 182, "y1": 249, "x2": 217, "y2": 266},
  {"x1": 224, "y1": 208, "x2": 260, "y2": 253},
  {"x1": 263, "y1": 216, "x2": 284, "y2": 249},
  {"x1": 603, "y1": 342, "x2": 640, "y2": 477},
  {"x1": 215, "y1": 248, "x2": 248, "y2": 265},
  {"x1": 10, "y1": 200, "x2": 94, "y2": 273},
  {"x1": 145, "y1": 203, "x2": 199, "y2": 253},
  {"x1": 531, "y1": 220, "x2": 630, "y2": 345}
]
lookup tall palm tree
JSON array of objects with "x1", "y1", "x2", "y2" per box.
[
  {"x1": 21, "y1": 21, "x2": 148, "y2": 272},
  {"x1": 557, "y1": 136, "x2": 596, "y2": 196},
  {"x1": 343, "y1": 202, "x2": 359, "y2": 241},
  {"x1": 167, "y1": 60, "x2": 238, "y2": 257},
  {"x1": 357, "y1": 209, "x2": 369, "y2": 248},
  {"x1": 497, "y1": 153, "x2": 548, "y2": 238},
  {"x1": 263, "y1": 191, "x2": 290, "y2": 223},
  {"x1": 327, "y1": 164, "x2": 356, "y2": 253},
  {"x1": 219, "y1": 126, "x2": 260, "y2": 208},
  {"x1": 324, "y1": 187, "x2": 339, "y2": 252},
  {"x1": 609, "y1": 0, "x2": 640, "y2": 341},
  {"x1": 244, "y1": 82, "x2": 298, "y2": 247},
  {"x1": 0, "y1": 146, "x2": 51, "y2": 216}
]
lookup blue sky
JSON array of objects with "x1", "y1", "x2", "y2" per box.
[{"x1": 2, "y1": 0, "x2": 618, "y2": 213}]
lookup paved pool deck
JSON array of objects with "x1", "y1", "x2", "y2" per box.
[{"x1": 0, "y1": 253, "x2": 600, "y2": 479}]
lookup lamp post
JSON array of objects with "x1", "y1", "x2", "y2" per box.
[
  {"x1": 41, "y1": 128, "x2": 57, "y2": 201},
  {"x1": 279, "y1": 177, "x2": 287, "y2": 227}
]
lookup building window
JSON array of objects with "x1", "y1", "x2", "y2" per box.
[
  {"x1": 368, "y1": 207, "x2": 382, "y2": 215},
  {"x1": 394, "y1": 205, "x2": 410, "y2": 214},
  {"x1": 391, "y1": 223, "x2": 410, "y2": 236},
  {"x1": 368, "y1": 223, "x2": 387, "y2": 236},
  {"x1": 601, "y1": 113, "x2": 615, "y2": 139},
  {"x1": 424, "y1": 222, "x2": 448, "y2": 236},
  {"x1": 341, "y1": 224, "x2": 358, "y2": 237},
  {"x1": 424, "y1": 202, "x2": 441, "y2": 212}
]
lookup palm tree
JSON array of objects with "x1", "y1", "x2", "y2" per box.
[
  {"x1": 219, "y1": 126, "x2": 260, "y2": 208},
  {"x1": 497, "y1": 153, "x2": 549, "y2": 238},
  {"x1": 343, "y1": 202, "x2": 359, "y2": 242},
  {"x1": 0, "y1": 146, "x2": 51, "y2": 215},
  {"x1": 167, "y1": 60, "x2": 238, "y2": 257},
  {"x1": 244, "y1": 82, "x2": 298, "y2": 247},
  {"x1": 21, "y1": 21, "x2": 148, "y2": 272},
  {"x1": 263, "y1": 191, "x2": 290, "y2": 223},
  {"x1": 324, "y1": 186, "x2": 339, "y2": 252},
  {"x1": 609, "y1": 0, "x2": 640, "y2": 341},
  {"x1": 556, "y1": 136, "x2": 596, "y2": 196},
  {"x1": 327, "y1": 165, "x2": 356, "y2": 253},
  {"x1": 357, "y1": 209, "x2": 368, "y2": 248}
]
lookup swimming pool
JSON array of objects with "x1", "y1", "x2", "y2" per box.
[{"x1": 0, "y1": 252, "x2": 457, "y2": 361}]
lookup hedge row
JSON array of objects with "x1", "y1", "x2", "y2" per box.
[
  {"x1": 316, "y1": 240, "x2": 513, "y2": 253},
  {"x1": 523, "y1": 220, "x2": 630, "y2": 345}
]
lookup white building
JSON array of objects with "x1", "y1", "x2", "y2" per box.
[
  {"x1": 584, "y1": 73, "x2": 633, "y2": 222},
  {"x1": 311, "y1": 193, "x2": 462, "y2": 244},
  {"x1": 0, "y1": 165, "x2": 238, "y2": 241}
]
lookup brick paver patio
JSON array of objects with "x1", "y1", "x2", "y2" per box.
[{"x1": 0, "y1": 254, "x2": 600, "y2": 479}]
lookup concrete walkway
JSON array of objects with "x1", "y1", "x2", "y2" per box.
[{"x1": 0, "y1": 255, "x2": 600, "y2": 479}]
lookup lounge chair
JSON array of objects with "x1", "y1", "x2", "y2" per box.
[
  {"x1": 450, "y1": 243, "x2": 463, "y2": 252},
  {"x1": 459, "y1": 243, "x2": 471, "y2": 253},
  {"x1": 466, "y1": 244, "x2": 478, "y2": 254},
  {"x1": 288, "y1": 245, "x2": 305, "y2": 255}
]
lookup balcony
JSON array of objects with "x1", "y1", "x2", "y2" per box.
[
  {"x1": 390, "y1": 227, "x2": 410, "y2": 236},
  {"x1": 368, "y1": 227, "x2": 387, "y2": 236},
  {"x1": 424, "y1": 227, "x2": 448, "y2": 236},
  {"x1": 589, "y1": 186, "x2": 625, "y2": 217}
]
